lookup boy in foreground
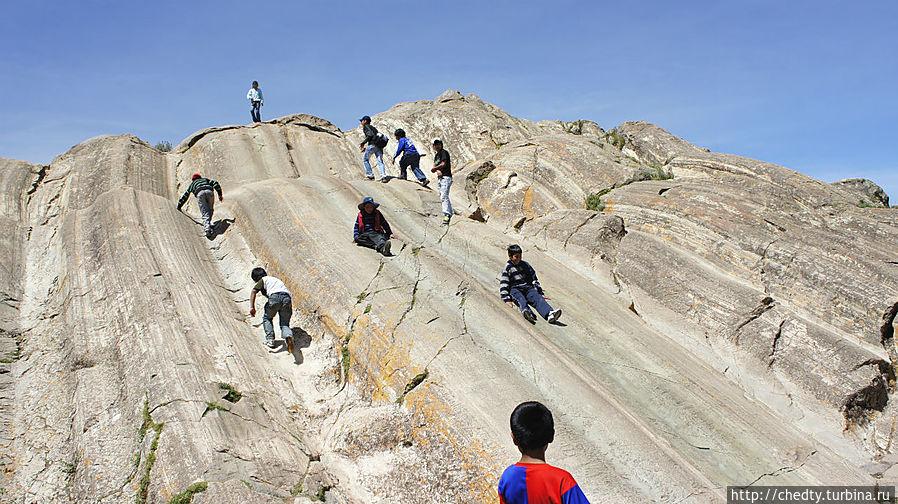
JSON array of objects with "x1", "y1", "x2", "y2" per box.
[
  {"x1": 500, "y1": 244, "x2": 562, "y2": 324},
  {"x1": 498, "y1": 401, "x2": 590, "y2": 504},
  {"x1": 249, "y1": 267, "x2": 294, "y2": 352}
]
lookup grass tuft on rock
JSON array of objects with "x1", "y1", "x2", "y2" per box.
[
  {"x1": 216, "y1": 382, "x2": 242, "y2": 403},
  {"x1": 168, "y1": 481, "x2": 208, "y2": 504}
]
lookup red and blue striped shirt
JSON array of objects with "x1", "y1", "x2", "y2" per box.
[{"x1": 498, "y1": 463, "x2": 590, "y2": 504}]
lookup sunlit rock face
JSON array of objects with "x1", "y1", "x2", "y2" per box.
[{"x1": 0, "y1": 91, "x2": 893, "y2": 503}]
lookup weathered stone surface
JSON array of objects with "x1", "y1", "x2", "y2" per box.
[
  {"x1": 0, "y1": 90, "x2": 893, "y2": 503},
  {"x1": 833, "y1": 177, "x2": 890, "y2": 207}
]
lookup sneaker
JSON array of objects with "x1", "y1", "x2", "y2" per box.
[
  {"x1": 381, "y1": 240, "x2": 392, "y2": 256},
  {"x1": 366, "y1": 175, "x2": 375, "y2": 180},
  {"x1": 285, "y1": 336, "x2": 294, "y2": 354},
  {"x1": 379, "y1": 177, "x2": 388, "y2": 183},
  {"x1": 265, "y1": 340, "x2": 277, "y2": 350},
  {"x1": 419, "y1": 179, "x2": 429, "y2": 187},
  {"x1": 441, "y1": 215, "x2": 451, "y2": 226},
  {"x1": 522, "y1": 310, "x2": 537, "y2": 324},
  {"x1": 548, "y1": 309, "x2": 562, "y2": 324}
]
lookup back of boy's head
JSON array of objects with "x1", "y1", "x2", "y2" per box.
[
  {"x1": 510, "y1": 401, "x2": 554, "y2": 450},
  {"x1": 507, "y1": 244, "x2": 522, "y2": 256},
  {"x1": 251, "y1": 267, "x2": 267, "y2": 282}
]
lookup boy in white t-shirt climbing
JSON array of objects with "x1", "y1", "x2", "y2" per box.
[{"x1": 249, "y1": 267, "x2": 294, "y2": 352}]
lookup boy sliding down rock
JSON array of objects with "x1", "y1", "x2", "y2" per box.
[
  {"x1": 353, "y1": 197, "x2": 397, "y2": 256},
  {"x1": 500, "y1": 244, "x2": 562, "y2": 324},
  {"x1": 249, "y1": 268, "x2": 294, "y2": 352}
]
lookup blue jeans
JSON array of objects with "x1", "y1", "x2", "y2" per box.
[
  {"x1": 363, "y1": 145, "x2": 386, "y2": 178},
  {"x1": 250, "y1": 101, "x2": 262, "y2": 122},
  {"x1": 510, "y1": 286, "x2": 553, "y2": 319},
  {"x1": 438, "y1": 176, "x2": 453, "y2": 216},
  {"x1": 263, "y1": 292, "x2": 293, "y2": 343}
]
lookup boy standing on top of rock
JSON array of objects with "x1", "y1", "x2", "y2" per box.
[
  {"x1": 500, "y1": 244, "x2": 562, "y2": 324},
  {"x1": 498, "y1": 401, "x2": 590, "y2": 503},
  {"x1": 246, "y1": 81, "x2": 263, "y2": 123},
  {"x1": 249, "y1": 267, "x2": 294, "y2": 352},
  {"x1": 391, "y1": 129, "x2": 429, "y2": 186},
  {"x1": 353, "y1": 196, "x2": 397, "y2": 256},
  {"x1": 176, "y1": 173, "x2": 224, "y2": 239},
  {"x1": 359, "y1": 115, "x2": 387, "y2": 182},
  {"x1": 432, "y1": 138, "x2": 453, "y2": 225}
]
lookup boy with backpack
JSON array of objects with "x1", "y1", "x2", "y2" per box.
[
  {"x1": 431, "y1": 138, "x2": 453, "y2": 225},
  {"x1": 249, "y1": 267, "x2": 294, "y2": 352},
  {"x1": 498, "y1": 401, "x2": 590, "y2": 503},
  {"x1": 353, "y1": 197, "x2": 397, "y2": 256},
  {"x1": 176, "y1": 173, "x2": 224, "y2": 239},
  {"x1": 500, "y1": 244, "x2": 562, "y2": 324},
  {"x1": 359, "y1": 115, "x2": 388, "y2": 182},
  {"x1": 391, "y1": 129, "x2": 429, "y2": 186}
]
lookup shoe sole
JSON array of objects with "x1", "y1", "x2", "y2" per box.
[
  {"x1": 382, "y1": 241, "x2": 391, "y2": 255},
  {"x1": 523, "y1": 312, "x2": 536, "y2": 323},
  {"x1": 549, "y1": 310, "x2": 562, "y2": 323}
]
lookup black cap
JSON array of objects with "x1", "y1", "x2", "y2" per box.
[{"x1": 360, "y1": 115, "x2": 371, "y2": 122}]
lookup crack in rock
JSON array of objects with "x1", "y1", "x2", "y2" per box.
[
  {"x1": 743, "y1": 450, "x2": 816, "y2": 487},
  {"x1": 767, "y1": 319, "x2": 787, "y2": 369},
  {"x1": 732, "y1": 297, "x2": 776, "y2": 344}
]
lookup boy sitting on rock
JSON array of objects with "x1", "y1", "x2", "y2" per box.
[
  {"x1": 353, "y1": 197, "x2": 397, "y2": 256},
  {"x1": 500, "y1": 244, "x2": 561, "y2": 324},
  {"x1": 498, "y1": 401, "x2": 590, "y2": 503}
]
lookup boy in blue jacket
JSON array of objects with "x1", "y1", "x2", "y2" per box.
[{"x1": 390, "y1": 129, "x2": 429, "y2": 186}]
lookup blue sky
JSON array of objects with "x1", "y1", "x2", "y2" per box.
[{"x1": 2, "y1": 1, "x2": 896, "y2": 199}]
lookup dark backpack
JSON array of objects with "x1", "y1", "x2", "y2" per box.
[{"x1": 374, "y1": 132, "x2": 389, "y2": 149}]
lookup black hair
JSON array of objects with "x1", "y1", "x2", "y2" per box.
[
  {"x1": 507, "y1": 244, "x2": 522, "y2": 255},
  {"x1": 252, "y1": 81, "x2": 259, "y2": 86},
  {"x1": 251, "y1": 267, "x2": 267, "y2": 282},
  {"x1": 510, "y1": 401, "x2": 554, "y2": 450},
  {"x1": 432, "y1": 138, "x2": 443, "y2": 145},
  {"x1": 394, "y1": 128, "x2": 406, "y2": 138}
]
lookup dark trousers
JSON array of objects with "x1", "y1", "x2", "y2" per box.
[
  {"x1": 251, "y1": 101, "x2": 262, "y2": 122},
  {"x1": 399, "y1": 153, "x2": 427, "y2": 181},
  {"x1": 355, "y1": 231, "x2": 389, "y2": 252},
  {"x1": 510, "y1": 286, "x2": 553, "y2": 319}
]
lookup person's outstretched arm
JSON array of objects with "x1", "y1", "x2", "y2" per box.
[
  {"x1": 500, "y1": 266, "x2": 514, "y2": 306},
  {"x1": 176, "y1": 183, "x2": 193, "y2": 210},
  {"x1": 249, "y1": 288, "x2": 258, "y2": 317},
  {"x1": 529, "y1": 263, "x2": 544, "y2": 294},
  {"x1": 380, "y1": 212, "x2": 395, "y2": 237},
  {"x1": 212, "y1": 179, "x2": 224, "y2": 201}
]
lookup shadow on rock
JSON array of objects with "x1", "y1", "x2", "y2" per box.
[
  {"x1": 208, "y1": 218, "x2": 235, "y2": 240},
  {"x1": 288, "y1": 327, "x2": 312, "y2": 365}
]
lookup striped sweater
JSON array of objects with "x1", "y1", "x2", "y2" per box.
[
  {"x1": 177, "y1": 177, "x2": 223, "y2": 209},
  {"x1": 499, "y1": 260, "x2": 543, "y2": 302}
]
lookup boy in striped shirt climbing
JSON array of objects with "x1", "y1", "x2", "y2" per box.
[
  {"x1": 500, "y1": 244, "x2": 561, "y2": 324},
  {"x1": 176, "y1": 173, "x2": 224, "y2": 239}
]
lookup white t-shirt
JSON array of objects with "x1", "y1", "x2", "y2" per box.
[{"x1": 253, "y1": 276, "x2": 289, "y2": 296}]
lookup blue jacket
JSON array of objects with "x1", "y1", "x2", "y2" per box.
[{"x1": 394, "y1": 137, "x2": 419, "y2": 158}]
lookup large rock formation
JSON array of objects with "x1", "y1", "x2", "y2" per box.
[{"x1": 0, "y1": 91, "x2": 895, "y2": 503}]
